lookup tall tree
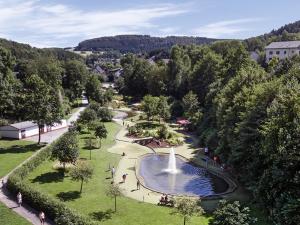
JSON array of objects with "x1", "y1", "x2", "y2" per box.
[
  {"x1": 120, "y1": 54, "x2": 151, "y2": 98},
  {"x1": 0, "y1": 47, "x2": 21, "y2": 120},
  {"x1": 157, "y1": 96, "x2": 170, "y2": 123},
  {"x1": 168, "y1": 45, "x2": 192, "y2": 98},
  {"x1": 63, "y1": 60, "x2": 88, "y2": 102},
  {"x1": 25, "y1": 74, "x2": 63, "y2": 144},
  {"x1": 85, "y1": 74, "x2": 101, "y2": 102},
  {"x1": 94, "y1": 123, "x2": 107, "y2": 148}
]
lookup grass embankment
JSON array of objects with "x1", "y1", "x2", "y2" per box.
[
  {"x1": 0, "y1": 202, "x2": 31, "y2": 225},
  {"x1": 0, "y1": 140, "x2": 42, "y2": 178},
  {"x1": 25, "y1": 122, "x2": 210, "y2": 225}
]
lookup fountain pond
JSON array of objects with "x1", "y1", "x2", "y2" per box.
[{"x1": 138, "y1": 152, "x2": 229, "y2": 197}]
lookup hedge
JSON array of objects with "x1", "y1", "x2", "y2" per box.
[{"x1": 6, "y1": 133, "x2": 97, "y2": 225}]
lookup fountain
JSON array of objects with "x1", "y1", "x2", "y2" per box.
[{"x1": 164, "y1": 147, "x2": 178, "y2": 174}]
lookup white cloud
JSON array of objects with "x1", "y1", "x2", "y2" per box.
[
  {"x1": 0, "y1": 1, "x2": 189, "y2": 47},
  {"x1": 193, "y1": 18, "x2": 262, "y2": 38}
]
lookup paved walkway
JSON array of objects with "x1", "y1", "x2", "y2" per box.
[
  {"x1": 24, "y1": 106, "x2": 86, "y2": 144},
  {"x1": 0, "y1": 106, "x2": 87, "y2": 225}
]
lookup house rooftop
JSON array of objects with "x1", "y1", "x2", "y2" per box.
[
  {"x1": 265, "y1": 41, "x2": 300, "y2": 49},
  {"x1": 9, "y1": 121, "x2": 37, "y2": 130}
]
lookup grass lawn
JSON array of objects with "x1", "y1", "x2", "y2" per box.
[
  {"x1": 0, "y1": 202, "x2": 31, "y2": 225},
  {"x1": 0, "y1": 140, "x2": 43, "y2": 178},
  {"x1": 25, "y1": 122, "x2": 210, "y2": 225}
]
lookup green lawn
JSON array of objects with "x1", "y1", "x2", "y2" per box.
[
  {"x1": 0, "y1": 140, "x2": 43, "y2": 178},
  {"x1": 25, "y1": 122, "x2": 210, "y2": 225},
  {"x1": 0, "y1": 202, "x2": 31, "y2": 225}
]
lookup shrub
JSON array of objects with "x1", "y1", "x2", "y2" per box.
[{"x1": 157, "y1": 125, "x2": 169, "y2": 139}]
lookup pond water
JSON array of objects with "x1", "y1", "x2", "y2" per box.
[{"x1": 138, "y1": 154, "x2": 229, "y2": 197}]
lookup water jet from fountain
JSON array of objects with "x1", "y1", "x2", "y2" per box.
[{"x1": 164, "y1": 147, "x2": 179, "y2": 174}]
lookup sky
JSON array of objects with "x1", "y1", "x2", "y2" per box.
[{"x1": 0, "y1": 0, "x2": 299, "y2": 48}]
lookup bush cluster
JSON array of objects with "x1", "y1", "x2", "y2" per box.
[{"x1": 6, "y1": 134, "x2": 97, "y2": 225}]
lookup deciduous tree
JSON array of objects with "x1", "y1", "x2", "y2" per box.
[
  {"x1": 69, "y1": 160, "x2": 94, "y2": 193},
  {"x1": 174, "y1": 197, "x2": 204, "y2": 225}
]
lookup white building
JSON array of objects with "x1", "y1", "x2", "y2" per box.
[
  {"x1": 0, "y1": 120, "x2": 67, "y2": 139},
  {"x1": 265, "y1": 41, "x2": 300, "y2": 63}
]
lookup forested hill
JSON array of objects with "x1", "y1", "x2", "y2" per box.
[
  {"x1": 75, "y1": 35, "x2": 217, "y2": 53},
  {"x1": 0, "y1": 38, "x2": 82, "y2": 62},
  {"x1": 245, "y1": 20, "x2": 300, "y2": 51}
]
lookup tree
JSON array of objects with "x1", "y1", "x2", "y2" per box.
[
  {"x1": 106, "y1": 183, "x2": 122, "y2": 212},
  {"x1": 0, "y1": 47, "x2": 22, "y2": 121},
  {"x1": 89, "y1": 103, "x2": 113, "y2": 122},
  {"x1": 147, "y1": 63, "x2": 168, "y2": 96},
  {"x1": 120, "y1": 54, "x2": 152, "y2": 98},
  {"x1": 182, "y1": 91, "x2": 199, "y2": 118},
  {"x1": 63, "y1": 60, "x2": 88, "y2": 102},
  {"x1": 94, "y1": 123, "x2": 107, "y2": 148},
  {"x1": 36, "y1": 58, "x2": 64, "y2": 88},
  {"x1": 69, "y1": 160, "x2": 94, "y2": 193},
  {"x1": 168, "y1": 45, "x2": 192, "y2": 98},
  {"x1": 182, "y1": 91, "x2": 202, "y2": 128},
  {"x1": 174, "y1": 197, "x2": 204, "y2": 225},
  {"x1": 157, "y1": 96, "x2": 170, "y2": 123},
  {"x1": 25, "y1": 74, "x2": 63, "y2": 144},
  {"x1": 209, "y1": 200, "x2": 257, "y2": 225},
  {"x1": 85, "y1": 74, "x2": 101, "y2": 102},
  {"x1": 51, "y1": 131, "x2": 79, "y2": 170},
  {"x1": 78, "y1": 108, "x2": 97, "y2": 127},
  {"x1": 84, "y1": 136, "x2": 98, "y2": 160},
  {"x1": 141, "y1": 95, "x2": 159, "y2": 121}
]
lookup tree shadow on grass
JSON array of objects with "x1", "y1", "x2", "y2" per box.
[
  {"x1": 31, "y1": 171, "x2": 64, "y2": 184},
  {"x1": 56, "y1": 191, "x2": 81, "y2": 202},
  {"x1": 0, "y1": 144, "x2": 43, "y2": 154},
  {"x1": 90, "y1": 209, "x2": 113, "y2": 221}
]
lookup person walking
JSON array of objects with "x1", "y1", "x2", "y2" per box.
[
  {"x1": 39, "y1": 211, "x2": 45, "y2": 225},
  {"x1": 111, "y1": 166, "x2": 115, "y2": 178},
  {"x1": 137, "y1": 179, "x2": 140, "y2": 190},
  {"x1": 204, "y1": 147, "x2": 209, "y2": 156},
  {"x1": 17, "y1": 192, "x2": 22, "y2": 207},
  {"x1": 122, "y1": 174, "x2": 127, "y2": 183}
]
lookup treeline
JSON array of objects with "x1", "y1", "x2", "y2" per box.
[
  {"x1": 0, "y1": 40, "x2": 109, "y2": 131},
  {"x1": 116, "y1": 41, "x2": 300, "y2": 225},
  {"x1": 76, "y1": 35, "x2": 217, "y2": 53},
  {"x1": 0, "y1": 38, "x2": 82, "y2": 61}
]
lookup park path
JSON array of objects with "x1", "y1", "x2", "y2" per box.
[{"x1": 0, "y1": 103, "x2": 87, "y2": 225}]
